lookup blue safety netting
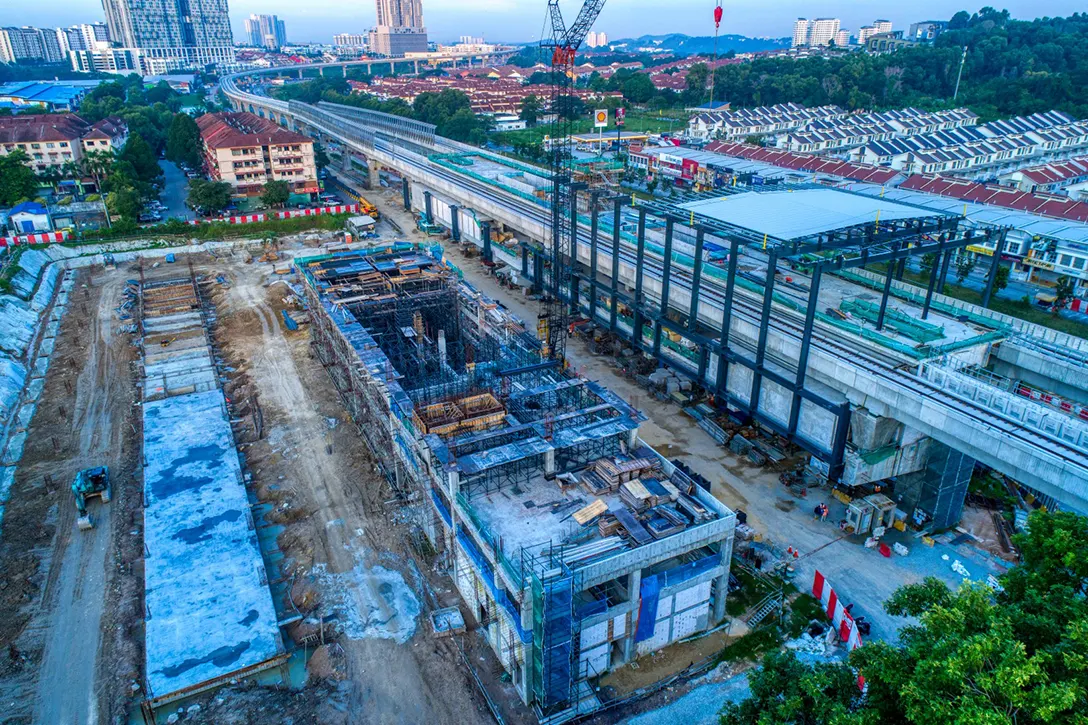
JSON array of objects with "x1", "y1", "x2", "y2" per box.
[
  {"x1": 634, "y1": 574, "x2": 661, "y2": 642},
  {"x1": 458, "y1": 529, "x2": 533, "y2": 643}
]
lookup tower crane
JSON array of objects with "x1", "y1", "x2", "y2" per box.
[{"x1": 538, "y1": 0, "x2": 608, "y2": 362}]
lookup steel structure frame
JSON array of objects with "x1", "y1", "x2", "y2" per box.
[{"x1": 524, "y1": 194, "x2": 1004, "y2": 480}]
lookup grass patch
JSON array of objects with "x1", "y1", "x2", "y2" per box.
[
  {"x1": 726, "y1": 568, "x2": 776, "y2": 617},
  {"x1": 0, "y1": 245, "x2": 29, "y2": 295},
  {"x1": 71, "y1": 213, "x2": 349, "y2": 246},
  {"x1": 860, "y1": 264, "x2": 1088, "y2": 341},
  {"x1": 715, "y1": 627, "x2": 782, "y2": 664},
  {"x1": 785, "y1": 594, "x2": 829, "y2": 638},
  {"x1": 491, "y1": 110, "x2": 686, "y2": 146}
]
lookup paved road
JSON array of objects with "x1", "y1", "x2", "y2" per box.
[{"x1": 158, "y1": 160, "x2": 193, "y2": 221}]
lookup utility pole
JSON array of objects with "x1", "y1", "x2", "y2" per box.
[{"x1": 953, "y1": 45, "x2": 968, "y2": 101}]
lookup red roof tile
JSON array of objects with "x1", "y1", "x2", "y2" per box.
[
  {"x1": 196, "y1": 112, "x2": 311, "y2": 150},
  {"x1": 900, "y1": 174, "x2": 1088, "y2": 222}
]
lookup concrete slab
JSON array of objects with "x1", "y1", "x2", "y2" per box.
[{"x1": 142, "y1": 389, "x2": 284, "y2": 703}]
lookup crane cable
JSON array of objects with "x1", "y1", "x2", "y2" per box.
[{"x1": 710, "y1": 1, "x2": 723, "y2": 110}]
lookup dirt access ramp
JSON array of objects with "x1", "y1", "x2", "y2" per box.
[
  {"x1": 0, "y1": 266, "x2": 142, "y2": 725},
  {"x1": 200, "y1": 259, "x2": 496, "y2": 725}
]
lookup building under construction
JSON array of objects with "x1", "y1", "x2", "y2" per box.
[{"x1": 298, "y1": 244, "x2": 736, "y2": 722}]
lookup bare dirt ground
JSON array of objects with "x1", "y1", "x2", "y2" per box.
[
  {"x1": 193, "y1": 257, "x2": 498, "y2": 725},
  {"x1": 0, "y1": 266, "x2": 142, "y2": 725}
]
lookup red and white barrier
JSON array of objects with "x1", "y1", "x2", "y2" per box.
[
  {"x1": 813, "y1": 570, "x2": 865, "y2": 688},
  {"x1": 0, "y1": 230, "x2": 68, "y2": 248},
  {"x1": 1071, "y1": 298, "x2": 1084, "y2": 313},
  {"x1": 276, "y1": 203, "x2": 359, "y2": 219}
]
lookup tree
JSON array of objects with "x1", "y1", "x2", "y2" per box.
[
  {"x1": 165, "y1": 113, "x2": 203, "y2": 169},
  {"x1": 120, "y1": 135, "x2": 162, "y2": 186},
  {"x1": 919, "y1": 252, "x2": 937, "y2": 275},
  {"x1": 526, "y1": 70, "x2": 551, "y2": 85},
  {"x1": 718, "y1": 510, "x2": 1088, "y2": 725},
  {"x1": 312, "y1": 142, "x2": 330, "y2": 170},
  {"x1": 0, "y1": 150, "x2": 40, "y2": 206},
  {"x1": 993, "y1": 264, "x2": 1010, "y2": 294},
  {"x1": 520, "y1": 94, "x2": 542, "y2": 126},
  {"x1": 553, "y1": 95, "x2": 586, "y2": 121},
  {"x1": 646, "y1": 177, "x2": 658, "y2": 195},
  {"x1": 107, "y1": 188, "x2": 142, "y2": 220},
  {"x1": 1054, "y1": 275, "x2": 1076, "y2": 309},
  {"x1": 622, "y1": 73, "x2": 656, "y2": 104},
  {"x1": 81, "y1": 149, "x2": 116, "y2": 191},
  {"x1": 187, "y1": 180, "x2": 233, "y2": 214},
  {"x1": 955, "y1": 256, "x2": 975, "y2": 284},
  {"x1": 260, "y1": 180, "x2": 291, "y2": 208},
  {"x1": 719, "y1": 651, "x2": 861, "y2": 725}
]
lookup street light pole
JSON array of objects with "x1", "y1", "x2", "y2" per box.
[{"x1": 953, "y1": 45, "x2": 968, "y2": 101}]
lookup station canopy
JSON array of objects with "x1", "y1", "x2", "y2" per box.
[{"x1": 678, "y1": 188, "x2": 931, "y2": 241}]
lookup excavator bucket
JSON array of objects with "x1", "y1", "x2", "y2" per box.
[{"x1": 77, "y1": 515, "x2": 93, "y2": 531}]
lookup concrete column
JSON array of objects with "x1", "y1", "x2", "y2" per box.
[
  {"x1": 414, "y1": 60, "x2": 419, "y2": 74},
  {"x1": 368, "y1": 159, "x2": 380, "y2": 189},
  {"x1": 543, "y1": 448, "x2": 556, "y2": 479},
  {"x1": 626, "y1": 428, "x2": 638, "y2": 452},
  {"x1": 622, "y1": 568, "x2": 642, "y2": 663},
  {"x1": 341, "y1": 151, "x2": 353, "y2": 174}
]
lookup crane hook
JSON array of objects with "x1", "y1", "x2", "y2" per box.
[{"x1": 714, "y1": 0, "x2": 723, "y2": 29}]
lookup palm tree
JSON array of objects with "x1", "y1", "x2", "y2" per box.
[{"x1": 81, "y1": 149, "x2": 115, "y2": 192}]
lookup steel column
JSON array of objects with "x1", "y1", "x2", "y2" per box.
[
  {"x1": 449, "y1": 204, "x2": 460, "y2": 242},
  {"x1": 654, "y1": 218, "x2": 675, "y2": 358},
  {"x1": 749, "y1": 249, "x2": 777, "y2": 415},
  {"x1": 401, "y1": 177, "x2": 410, "y2": 210},
  {"x1": 568, "y1": 190, "x2": 580, "y2": 313},
  {"x1": 788, "y1": 263, "x2": 822, "y2": 436},
  {"x1": 715, "y1": 237, "x2": 740, "y2": 395},
  {"x1": 589, "y1": 193, "x2": 600, "y2": 322},
  {"x1": 610, "y1": 198, "x2": 622, "y2": 333},
  {"x1": 423, "y1": 190, "x2": 433, "y2": 224},
  {"x1": 938, "y1": 241, "x2": 954, "y2": 294},
  {"x1": 980, "y1": 229, "x2": 1008, "y2": 309},
  {"x1": 922, "y1": 245, "x2": 944, "y2": 320},
  {"x1": 875, "y1": 242, "x2": 900, "y2": 331},
  {"x1": 633, "y1": 209, "x2": 647, "y2": 350},
  {"x1": 521, "y1": 244, "x2": 529, "y2": 277},
  {"x1": 826, "y1": 401, "x2": 852, "y2": 482},
  {"x1": 688, "y1": 228, "x2": 705, "y2": 331},
  {"x1": 481, "y1": 220, "x2": 492, "y2": 263}
]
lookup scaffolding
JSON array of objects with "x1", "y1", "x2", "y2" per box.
[{"x1": 527, "y1": 548, "x2": 576, "y2": 718}]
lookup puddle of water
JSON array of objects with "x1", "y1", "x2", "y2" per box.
[{"x1": 312, "y1": 562, "x2": 421, "y2": 644}]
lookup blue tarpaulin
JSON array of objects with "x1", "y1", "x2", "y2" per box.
[{"x1": 635, "y1": 574, "x2": 661, "y2": 642}]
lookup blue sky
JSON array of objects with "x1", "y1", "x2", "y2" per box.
[{"x1": 2, "y1": 0, "x2": 1083, "y2": 44}]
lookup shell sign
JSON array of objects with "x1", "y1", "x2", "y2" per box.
[{"x1": 594, "y1": 109, "x2": 608, "y2": 128}]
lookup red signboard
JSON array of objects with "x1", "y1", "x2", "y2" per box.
[{"x1": 615, "y1": 107, "x2": 626, "y2": 127}]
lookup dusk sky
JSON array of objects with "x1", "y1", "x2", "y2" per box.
[{"x1": 1, "y1": 0, "x2": 1082, "y2": 44}]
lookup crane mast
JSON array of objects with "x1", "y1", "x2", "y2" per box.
[{"x1": 538, "y1": 0, "x2": 607, "y2": 362}]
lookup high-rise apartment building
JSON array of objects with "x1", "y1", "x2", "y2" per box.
[
  {"x1": 244, "y1": 14, "x2": 286, "y2": 50},
  {"x1": 333, "y1": 33, "x2": 369, "y2": 48},
  {"x1": 0, "y1": 26, "x2": 67, "y2": 64},
  {"x1": 372, "y1": 0, "x2": 428, "y2": 56},
  {"x1": 792, "y1": 19, "x2": 811, "y2": 47},
  {"x1": 857, "y1": 26, "x2": 877, "y2": 44},
  {"x1": 834, "y1": 30, "x2": 850, "y2": 47},
  {"x1": 100, "y1": 0, "x2": 235, "y2": 69},
  {"x1": 585, "y1": 31, "x2": 608, "y2": 48},
  {"x1": 57, "y1": 23, "x2": 111, "y2": 54},
  {"x1": 792, "y1": 18, "x2": 840, "y2": 47},
  {"x1": 873, "y1": 19, "x2": 893, "y2": 35}
]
